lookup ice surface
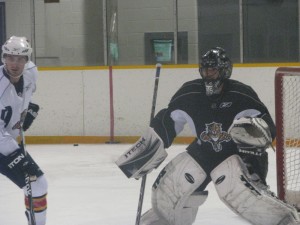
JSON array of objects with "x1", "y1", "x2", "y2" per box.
[{"x1": 0, "y1": 144, "x2": 277, "y2": 225}]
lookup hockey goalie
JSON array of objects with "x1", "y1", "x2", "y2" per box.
[{"x1": 116, "y1": 47, "x2": 300, "y2": 225}]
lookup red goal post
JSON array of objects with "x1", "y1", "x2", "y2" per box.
[{"x1": 275, "y1": 67, "x2": 300, "y2": 209}]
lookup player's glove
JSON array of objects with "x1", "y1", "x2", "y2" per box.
[
  {"x1": 228, "y1": 117, "x2": 272, "y2": 156},
  {"x1": 23, "y1": 102, "x2": 39, "y2": 131},
  {"x1": 116, "y1": 127, "x2": 168, "y2": 179},
  {"x1": 3, "y1": 147, "x2": 37, "y2": 181}
]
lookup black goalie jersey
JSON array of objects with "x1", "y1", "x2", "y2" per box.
[{"x1": 150, "y1": 78, "x2": 276, "y2": 174}]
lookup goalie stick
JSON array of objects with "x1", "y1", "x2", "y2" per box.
[
  {"x1": 20, "y1": 122, "x2": 36, "y2": 225},
  {"x1": 135, "y1": 63, "x2": 162, "y2": 225}
]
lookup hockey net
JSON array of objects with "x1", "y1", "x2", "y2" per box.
[{"x1": 275, "y1": 67, "x2": 300, "y2": 209}]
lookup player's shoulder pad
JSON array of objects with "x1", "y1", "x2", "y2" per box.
[
  {"x1": 171, "y1": 78, "x2": 204, "y2": 102},
  {"x1": 180, "y1": 78, "x2": 203, "y2": 91},
  {"x1": 228, "y1": 79, "x2": 258, "y2": 97},
  {"x1": 23, "y1": 61, "x2": 38, "y2": 92},
  {"x1": 25, "y1": 61, "x2": 38, "y2": 80}
]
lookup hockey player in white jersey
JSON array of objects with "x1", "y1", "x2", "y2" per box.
[
  {"x1": 0, "y1": 36, "x2": 47, "y2": 225},
  {"x1": 116, "y1": 47, "x2": 300, "y2": 225}
]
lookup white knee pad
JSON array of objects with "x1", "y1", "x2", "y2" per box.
[
  {"x1": 211, "y1": 155, "x2": 300, "y2": 225},
  {"x1": 23, "y1": 175, "x2": 48, "y2": 197},
  {"x1": 151, "y1": 152, "x2": 207, "y2": 225}
]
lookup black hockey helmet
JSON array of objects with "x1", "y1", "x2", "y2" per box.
[
  {"x1": 200, "y1": 47, "x2": 232, "y2": 79},
  {"x1": 199, "y1": 47, "x2": 232, "y2": 96}
]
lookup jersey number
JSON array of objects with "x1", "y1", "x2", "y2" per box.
[{"x1": 1, "y1": 106, "x2": 12, "y2": 128}]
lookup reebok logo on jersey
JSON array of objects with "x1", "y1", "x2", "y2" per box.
[{"x1": 219, "y1": 102, "x2": 232, "y2": 108}]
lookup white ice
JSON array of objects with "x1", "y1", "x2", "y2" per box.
[{"x1": 0, "y1": 144, "x2": 277, "y2": 225}]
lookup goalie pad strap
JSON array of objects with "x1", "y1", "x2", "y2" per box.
[{"x1": 115, "y1": 127, "x2": 167, "y2": 179}]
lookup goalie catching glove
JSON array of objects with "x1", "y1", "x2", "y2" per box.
[
  {"x1": 115, "y1": 127, "x2": 167, "y2": 179},
  {"x1": 228, "y1": 117, "x2": 272, "y2": 156}
]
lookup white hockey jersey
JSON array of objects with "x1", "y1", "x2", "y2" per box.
[{"x1": 0, "y1": 61, "x2": 38, "y2": 156}]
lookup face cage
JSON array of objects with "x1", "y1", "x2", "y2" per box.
[
  {"x1": 204, "y1": 79, "x2": 223, "y2": 96},
  {"x1": 199, "y1": 67, "x2": 224, "y2": 96}
]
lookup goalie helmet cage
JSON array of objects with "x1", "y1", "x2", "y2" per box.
[{"x1": 275, "y1": 67, "x2": 300, "y2": 209}]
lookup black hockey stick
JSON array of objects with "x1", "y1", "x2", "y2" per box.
[
  {"x1": 20, "y1": 128, "x2": 36, "y2": 225},
  {"x1": 135, "y1": 63, "x2": 162, "y2": 225}
]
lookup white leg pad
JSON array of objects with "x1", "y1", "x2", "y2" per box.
[
  {"x1": 151, "y1": 152, "x2": 207, "y2": 225},
  {"x1": 141, "y1": 209, "x2": 169, "y2": 225},
  {"x1": 210, "y1": 155, "x2": 300, "y2": 225}
]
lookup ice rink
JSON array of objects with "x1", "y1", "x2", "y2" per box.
[{"x1": 0, "y1": 144, "x2": 278, "y2": 225}]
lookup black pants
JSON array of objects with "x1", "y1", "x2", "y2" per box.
[{"x1": 0, "y1": 152, "x2": 44, "y2": 188}]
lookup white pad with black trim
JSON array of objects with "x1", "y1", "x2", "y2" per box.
[
  {"x1": 141, "y1": 209, "x2": 169, "y2": 225},
  {"x1": 150, "y1": 152, "x2": 208, "y2": 225},
  {"x1": 116, "y1": 127, "x2": 167, "y2": 179},
  {"x1": 211, "y1": 154, "x2": 300, "y2": 225}
]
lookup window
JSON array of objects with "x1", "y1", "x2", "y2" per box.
[{"x1": 243, "y1": 0, "x2": 298, "y2": 62}]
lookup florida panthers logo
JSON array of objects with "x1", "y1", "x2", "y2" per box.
[{"x1": 200, "y1": 122, "x2": 231, "y2": 152}]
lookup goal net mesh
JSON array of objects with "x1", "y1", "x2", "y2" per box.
[{"x1": 275, "y1": 67, "x2": 300, "y2": 209}]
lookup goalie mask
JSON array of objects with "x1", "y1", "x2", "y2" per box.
[{"x1": 199, "y1": 47, "x2": 232, "y2": 96}]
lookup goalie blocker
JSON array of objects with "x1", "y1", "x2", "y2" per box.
[{"x1": 116, "y1": 127, "x2": 167, "y2": 179}]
